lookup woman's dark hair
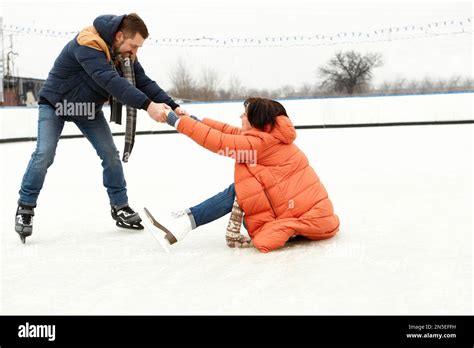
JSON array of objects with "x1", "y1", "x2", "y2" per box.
[{"x1": 243, "y1": 97, "x2": 288, "y2": 131}]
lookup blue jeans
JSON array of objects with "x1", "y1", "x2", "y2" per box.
[
  {"x1": 189, "y1": 184, "x2": 236, "y2": 228},
  {"x1": 18, "y1": 104, "x2": 128, "y2": 207}
]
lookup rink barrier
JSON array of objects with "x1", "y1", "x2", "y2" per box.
[
  {"x1": 1, "y1": 91, "x2": 472, "y2": 144},
  {"x1": 1, "y1": 119, "x2": 472, "y2": 144}
]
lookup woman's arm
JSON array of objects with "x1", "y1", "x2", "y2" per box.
[
  {"x1": 201, "y1": 118, "x2": 242, "y2": 135},
  {"x1": 167, "y1": 112, "x2": 263, "y2": 161},
  {"x1": 178, "y1": 114, "x2": 242, "y2": 135}
]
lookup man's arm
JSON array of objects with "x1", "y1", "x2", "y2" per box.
[
  {"x1": 74, "y1": 45, "x2": 151, "y2": 110},
  {"x1": 134, "y1": 60, "x2": 180, "y2": 110}
]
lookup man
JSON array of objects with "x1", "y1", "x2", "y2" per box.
[{"x1": 15, "y1": 13, "x2": 188, "y2": 243}]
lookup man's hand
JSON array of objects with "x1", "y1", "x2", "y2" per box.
[
  {"x1": 147, "y1": 102, "x2": 172, "y2": 123},
  {"x1": 174, "y1": 107, "x2": 190, "y2": 117}
]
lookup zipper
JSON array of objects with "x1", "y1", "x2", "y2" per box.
[{"x1": 263, "y1": 189, "x2": 277, "y2": 216}]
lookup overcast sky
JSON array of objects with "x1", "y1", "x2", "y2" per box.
[{"x1": 1, "y1": 0, "x2": 473, "y2": 90}]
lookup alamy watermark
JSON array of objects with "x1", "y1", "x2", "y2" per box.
[
  {"x1": 217, "y1": 147, "x2": 257, "y2": 167},
  {"x1": 18, "y1": 322, "x2": 56, "y2": 341},
  {"x1": 55, "y1": 100, "x2": 95, "y2": 120}
]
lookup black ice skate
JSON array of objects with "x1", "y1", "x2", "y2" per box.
[
  {"x1": 111, "y1": 204, "x2": 144, "y2": 230},
  {"x1": 15, "y1": 204, "x2": 35, "y2": 244}
]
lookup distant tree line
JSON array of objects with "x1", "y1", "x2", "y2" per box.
[{"x1": 168, "y1": 52, "x2": 474, "y2": 102}]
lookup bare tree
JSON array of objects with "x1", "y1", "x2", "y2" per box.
[
  {"x1": 279, "y1": 84, "x2": 296, "y2": 98},
  {"x1": 228, "y1": 75, "x2": 243, "y2": 99},
  {"x1": 447, "y1": 76, "x2": 461, "y2": 89},
  {"x1": 378, "y1": 81, "x2": 392, "y2": 93},
  {"x1": 298, "y1": 83, "x2": 316, "y2": 97},
  {"x1": 407, "y1": 79, "x2": 419, "y2": 92},
  {"x1": 217, "y1": 88, "x2": 231, "y2": 100},
  {"x1": 244, "y1": 88, "x2": 273, "y2": 99},
  {"x1": 378, "y1": 76, "x2": 472, "y2": 94},
  {"x1": 198, "y1": 67, "x2": 220, "y2": 101},
  {"x1": 419, "y1": 77, "x2": 435, "y2": 92},
  {"x1": 462, "y1": 77, "x2": 474, "y2": 89},
  {"x1": 392, "y1": 78, "x2": 407, "y2": 93},
  {"x1": 377, "y1": 78, "x2": 408, "y2": 93},
  {"x1": 436, "y1": 78, "x2": 447, "y2": 90},
  {"x1": 318, "y1": 51, "x2": 383, "y2": 95},
  {"x1": 169, "y1": 58, "x2": 196, "y2": 100}
]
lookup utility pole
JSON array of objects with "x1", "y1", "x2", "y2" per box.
[
  {"x1": 6, "y1": 34, "x2": 18, "y2": 77},
  {"x1": 0, "y1": 17, "x2": 4, "y2": 103},
  {"x1": 4, "y1": 32, "x2": 19, "y2": 105}
]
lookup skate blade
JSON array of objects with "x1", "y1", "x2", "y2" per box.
[
  {"x1": 143, "y1": 208, "x2": 178, "y2": 244},
  {"x1": 142, "y1": 208, "x2": 171, "y2": 253},
  {"x1": 16, "y1": 229, "x2": 31, "y2": 244},
  {"x1": 116, "y1": 221, "x2": 144, "y2": 230}
]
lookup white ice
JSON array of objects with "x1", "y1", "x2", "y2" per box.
[{"x1": 0, "y1": 111, "x2": 472, "y2": 315}]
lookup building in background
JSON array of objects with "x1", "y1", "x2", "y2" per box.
[
  {"x1": 1, "y1": 17, "x2": 45, "y2": 107},
  {"x1": 1, "y1": 76, "x2": 44, "y2": 106},
  {"x1": 1, "y1": 17, "x2": 4, "y2": 104}
]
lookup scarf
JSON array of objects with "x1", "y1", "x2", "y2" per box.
[{"x1": 109, "y1": 55, "x2": 137, "y2": 163}]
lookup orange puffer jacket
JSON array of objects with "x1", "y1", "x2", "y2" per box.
[{"x1": 177, "y1": 115, "x2": 340, "y2": 253}]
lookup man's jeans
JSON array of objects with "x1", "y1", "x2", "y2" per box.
[
  {"x1": 188, "y1": 184, "x2": 237, "y2": 228},
  {"x1": 18, "y1": 104, "x2": 128, "y2": 207}
]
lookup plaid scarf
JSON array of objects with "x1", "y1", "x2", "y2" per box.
[{"x1": 109, "y1": 55, "x2": 137, "y2": 163}]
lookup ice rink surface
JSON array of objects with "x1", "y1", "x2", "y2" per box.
[{"x1": 1, "y1": 122, "x2": 472, "y2": 314}]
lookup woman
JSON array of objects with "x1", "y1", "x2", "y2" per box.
[{"x1": 145, "y1": 97, "x2": 340, "y2": 253}]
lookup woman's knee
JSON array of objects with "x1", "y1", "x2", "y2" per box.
[
  {"x1": 222, "y1": 184, "x2": 236, "y2": 208},
  {"x1": 223, "y1": 183, "x2": 235, "y2": 196}
]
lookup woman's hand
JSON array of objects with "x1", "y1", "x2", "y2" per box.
[
  {"x1": 174, "y1": 107, "x2": 190, "y2": 117},
  {"x1": 147, "y1": 102, "x2": 171, "y2": 123}
]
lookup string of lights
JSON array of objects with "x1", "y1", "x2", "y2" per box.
[{"x1": 2, "y1": 17, "x2": 472, "y2": 47}]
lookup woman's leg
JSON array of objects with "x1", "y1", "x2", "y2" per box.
[
  {"x1": 188, "y1": 184, "x2": 236, "y2": 228},
  {"x1": 143, "y1": 184, "x2": 237, "y2": 248}
]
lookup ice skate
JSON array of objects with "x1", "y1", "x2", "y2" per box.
[
  {"x1": 15, "y1": 204, "x2": 35, "y2": 244},
  {"x1": 142, "y1": 207, "x2": 192, "y2": 252},
  {"x1": 111, "y1": 204, "x2": 144, "y2": 230}
]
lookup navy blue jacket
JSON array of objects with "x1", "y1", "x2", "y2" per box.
[{"x1": 39, "y1": 14, "x2": 179, "y2": 114}]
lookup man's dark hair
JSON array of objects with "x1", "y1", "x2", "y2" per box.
[
  {"x1": 244, "y1": 97, "x2": 288, "y2": 131},
  {"x1": 118, "y1": 13, "x2": 149, "y2": 39}
]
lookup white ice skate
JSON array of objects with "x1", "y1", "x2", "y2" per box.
[{"x1": 142, "y1": 207, "x2": 193, "y2": 252}]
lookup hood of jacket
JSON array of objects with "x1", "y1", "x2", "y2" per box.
[
  {"x1": 93, "y1": 14, "x2": 126, "y2": 46},
  {"x1": 244, "y1": 115, "x2": 297, "y2": 144}
]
